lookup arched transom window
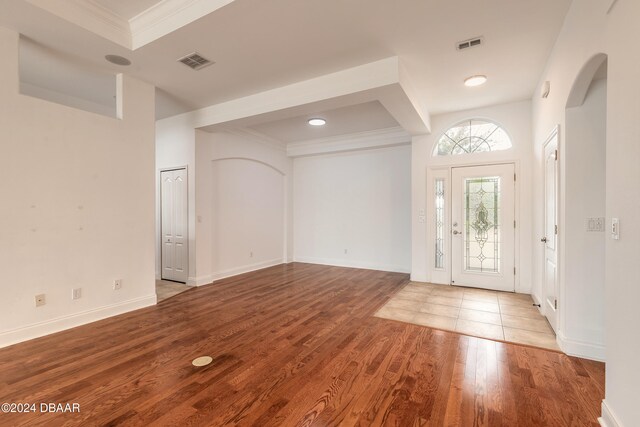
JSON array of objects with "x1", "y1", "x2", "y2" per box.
[{"x1": 434, "y1": 119, "x2": 512, "y2": 156}]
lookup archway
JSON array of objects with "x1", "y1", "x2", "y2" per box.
[{"x1": 559, "y1": 53, "x2": 607, "y2": 359}]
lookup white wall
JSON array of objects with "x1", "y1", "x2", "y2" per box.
[
  {"x1": 563, "y1": 77, "x2": 606, "y2": 354},
  {"x1": 155, "y1": 115, "x2": 195, "y2": 282},
  {"x1": 0, "y1": 27, "x2": 156, "y2": 347},
  {"x1": 194, "y1": 130, "x2": 292, "y2": 284},
  {"x1": 293, "y1": 145, "x2": 411, "y2": 273},
  {"x1": 531, "y1": 0, "x2": 640, "y2": 424},
  {"x1": 411, "y1": 101, "x2": 533, "y2": 294}
]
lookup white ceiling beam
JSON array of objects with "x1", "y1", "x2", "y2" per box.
[
  {"x1": 184, "y1": 57, "x2": 430, "y2": 136},
  {"x1": 286, "y1": 127, "x2": 411, "y2": 158}
]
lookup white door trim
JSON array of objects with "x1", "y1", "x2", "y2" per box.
[{"x1": 426, "y1": 160, "x2": 521, "y2": 292}]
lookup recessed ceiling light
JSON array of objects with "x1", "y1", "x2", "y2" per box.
[
  {"x1": 105, "y1": 55, "x2": 131, "y2": 66},
  {"x1": 464, "y1": 75, "x2": 487, "y2": 87},
  {"x1": 308, "y1": 118, "x2": 326, "y2": 126}
]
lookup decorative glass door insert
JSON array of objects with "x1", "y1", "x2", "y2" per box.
[
  {"x1": 464, "y1": 176, "x2": 500, "y2": 273},
  {"x1": 435, "y1": 178, "x2": 445, "y2": 269}
]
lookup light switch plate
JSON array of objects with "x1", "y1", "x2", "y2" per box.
[{"x1": 586, "y1": 217, "x2": 605, "y2": 232}]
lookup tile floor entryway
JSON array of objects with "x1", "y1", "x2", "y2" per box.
[
  {"x1": 156, "y1": 279, "x2": 191, "y2": 302},
  {"x1": 375, "y1": 282, "x2": 560, "y2": 351}
]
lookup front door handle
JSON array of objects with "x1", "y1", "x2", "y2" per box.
[
  {"x1": 541, "y1": 237, "x2": 548, "y2": 243},
  {"x1": 453, "y1": 230, "x2": 461, "y2": 235}
]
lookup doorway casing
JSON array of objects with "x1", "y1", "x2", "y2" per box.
[{"x1": 426, "y1": 160, "x2": 521, "y2": 292}]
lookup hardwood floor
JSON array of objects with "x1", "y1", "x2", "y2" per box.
[{"x1": 0, "y1": 263, "x2": 604, "y2": 426}]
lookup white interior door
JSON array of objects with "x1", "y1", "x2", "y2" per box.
[
  {"x1": 543, "y1": 133, "x2": 559, "y2": 331},
  {"x1": 161, "y1": 169, "x2": 188, "y2": 283},
  {"x1": 451, "y1": 164, "x2": 515, "y2": 291}
]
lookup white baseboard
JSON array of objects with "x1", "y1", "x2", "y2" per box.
[
  {"x1": 187, "y1": 274, "x2": 215, "y2": 286},
  {"x1": 293, "y1": 256, "x2": 410, "y2": 274},
  {"x1": 0, "y1": 294, "x2": 157, "y2": 349},
  {"x1": 410, "y1": 273, "x2": 428, "y2": 282},
  {"x1": 187, "y1": 276, "x2": 203, "y2": 286},
  {"x1": 599, "y1": 400, "x2": 622, "y2": 427},
  {"x1": 557, "y1": 331, "x2": 606, "y2": 362},
  {"x1": 195, "y1": 258, "x2": 285, "y2": 286}
]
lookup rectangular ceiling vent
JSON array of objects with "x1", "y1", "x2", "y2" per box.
[
  {"x1": 177, "y1": 52, "x2": 214, "y2": 70},
  {"x1": 456, "y1": 37, "x2": 483, "y2": 51}
]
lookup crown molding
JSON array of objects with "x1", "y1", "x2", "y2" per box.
[
  {"x1": 286, "y1": 126, "x2": 411, "y2": 158},
  {"x1": 26, "y1": 0, "x2": 239, "y2": 50},
  {"x1": 129, "y1": 0, "x2": 236, "y2": 49},
  {"x1": 26, "y1": 0, "x2": 131, "y2": 48},
  {"x1": 80, "y1": 0, "x2": 129, "y2": 27}
]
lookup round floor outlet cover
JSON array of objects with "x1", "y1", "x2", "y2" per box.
[{"x1": 192, "y1": 356, "x2": 213, "y2": 367}]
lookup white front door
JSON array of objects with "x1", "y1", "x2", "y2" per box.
[
  {"x1": 161, "y1": 168, "x2": 188, "y2": 283},
  {"x1": 451, "y1": 164, "x2": 515, "y2": 292},
  {"x1": 543, "y1": 132, "x2": 559, "y2": 331}
]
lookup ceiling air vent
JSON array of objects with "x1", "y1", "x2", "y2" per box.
[
  {"x1": 456, "y1": 37, "x2": 483, "y2": 51},
  {"x1": 177, "y1": 52, "x2": 214, "y2": 70}
]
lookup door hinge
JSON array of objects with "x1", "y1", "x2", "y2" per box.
[
  {"x1": 555, "y1": 225, "x2": 558, "y2": 235},
  {"x1": 555, "y1": 149, "x2": 558, "y2": 161},
  {"x1": 554, "y1": 299, "x2": 558, "y2": 310},
  {"x1": 514, "y1": 220, "x2": 516, "y2": 228},
  {"x1": 514, "y1": 173, "x2": 517, "y2": 181},
  {"x1": 514, "y1": 267, "x2": 516, "y2": 275}
]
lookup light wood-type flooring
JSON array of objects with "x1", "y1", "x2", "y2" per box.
[{"x1": 0, "y1": 263, "x2": 604, "y2": 426}]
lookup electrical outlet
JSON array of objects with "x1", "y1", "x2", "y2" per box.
[
  {"x1": 35, "y1": 294, "x2": 46, "y2": 307},
  {"x1": 72, "y1": 288, "x2": 82, "y2": 300},
  {"x1": 113, "y1": 279, "x2": 122, "y2": 290}
]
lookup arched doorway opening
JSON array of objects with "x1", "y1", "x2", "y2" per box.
[{"x1": 556, "y1": 53, "x2": 607, "y2": 359}]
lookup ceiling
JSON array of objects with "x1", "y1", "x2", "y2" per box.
[
  {"x1": 0, "y1": 0, "x2": 572, "y2": 126},
  {"x1": 248, "y1": 101, "x2": 399, "y2": 144}
]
